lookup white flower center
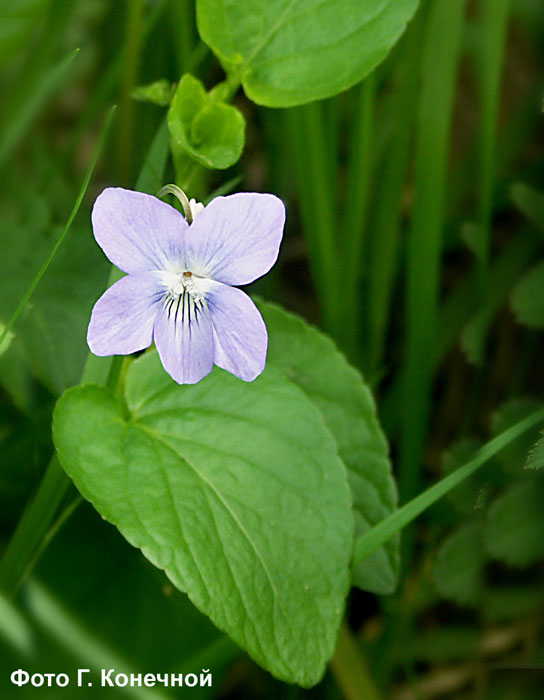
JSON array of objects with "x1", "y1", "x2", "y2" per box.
[
  {"x1": 167, "y1": 270, "x2": 201, "y2": 298},
  {"x1": 161, "y1": 270, "x2": 210, "y2": 325}
]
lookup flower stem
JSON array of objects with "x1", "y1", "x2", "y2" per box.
[{"x1": 157, "y1": 184, "x2": 193, "y2": 222}]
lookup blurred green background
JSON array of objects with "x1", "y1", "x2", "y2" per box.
[{"x1": 1, "y1": 0, "x2": 544, "y2": 698}]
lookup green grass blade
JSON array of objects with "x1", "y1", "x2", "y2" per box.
[
  {"x1": 0, "y1": 455, "x2": 68, "y2": 597},
  {"x1": 117, "y1": 0, "x2": 146, "y2": 185},
  {"x1": 204, "y1": 175, "x2": 243, "y2": 203},
  {"x1": 25, "y1": 582, "x2": 169, "y2": 700},
  {"x1": 329, "y1": 623, "x2": 383, "y2": 700},
  {"x1": 0, "y1": 117, "x2": 170, "y2": 598},
  {"x1": 477, "y1": 0, "x2": 511, "y2": 262},
  {"x1": 468, "y1": 0, "x2": 511, "y2": 363},
  {"x1": 353, "y1": 407, "x2": 544, "y2": 567},
  {"x1": 399, "y1": 0, "x2": 467, "y2": 512},
  {"x1": 0, "y1": 592, "x2": 33, "y2": 657},
  {"x1": 381, "y1": 228, "x2": 542, "y2": 436},
  {"x1": 40, "y1": 0, "x2": 170, "y2": 190},
  {"x1": 365, "y1": 18, "x2": 424, "y2": 375},
  {"x1": 284, "y1": 104, "x2": 339, "y2": 336},
  {"x1": 339, "y1": 75, "x2": 376, "y2": 360},
  {"x1": 0, "y1": 47, "x2": 79, "y2": 171},
  {"x1": 446, "y1": 229, "x2": 540, "y2": 362},
  {"x1": 0, "y1": 106, "x2": 116, "y2": 350},
  {"x1": 460, "y1": 227, "x2": 539, "y2": 363},
  {"x1": 171, "y1": 0, "x2": 196, "y2": 74}
]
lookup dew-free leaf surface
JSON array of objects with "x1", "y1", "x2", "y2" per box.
[
  {"x1": 196, "y1": 0, "x2": 420, "y2": 107},
  {"x1": 53, "y1": 354, "x2": 353, "y2": 687},
  {"x1": 168, "y1": 73, "x2": 245, "y2": 169},
  {"x1": 259, "y1": 301, "x2": 399, "y2": 594},
  {"x1": 484, "y1": 478, "x2": 544, "y2": 567}
]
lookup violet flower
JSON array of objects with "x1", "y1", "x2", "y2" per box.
[{"x1": 87, "y1": 188, "x2": 285, "y2": 384}]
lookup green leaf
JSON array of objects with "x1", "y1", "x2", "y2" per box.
[
  {"x1": 491, "y1": 398, "x2": 544, "y2": 473},
  {"x1": 510, "y1": 260, "x2": 544, "y2": 329},
  {"x1": 53, "y1": 356, "x2": 353, "y2": 687},
  {"x1": 196, "y1": 0, "x2": 420, "y2": 107},
  {"x1": 132, "y1": 79, "x2": 173, "y2": 106},
  {"x1": 168, "y1": 73, "x2": 245, "y2": 169},
  {"x1": 433, "y1": 521, "x2": 486, "y2": 606},
  {"x1": 258, "y1": 301, "x2": 399, "y2": 594},
  {"x1": 525, "y1": 432, "x2": 544, "y2": 470},
  {"x1": 484, "y1": 478, "x2": 544, "y2": 567},
  {"x1": 510, "y1": 183, "x2": 544, "y2": 236}
]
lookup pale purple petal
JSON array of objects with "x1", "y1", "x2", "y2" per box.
[
  {"x1": 184, "y1": 193, "x2": 285, "y2": 285},
  {"x1": 207, "y1": 282, "x2": 267, "y2": 382},
  {"x1": 153, "y1": 297, "x2": 214, "y2": 384},
  {"x1": 87, "y1": 272, "x2": 165, "y2": 356},
  {"x1": 92, "y1": 188, "x2": 187, "y2": 274}
]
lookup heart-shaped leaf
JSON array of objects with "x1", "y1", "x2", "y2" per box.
[
  {"x1": 53, "y1": 354, "x2": 352, "y2": 687},
  {"x1": 258, "y1": 301, "x2": 399, "y2": 594}
]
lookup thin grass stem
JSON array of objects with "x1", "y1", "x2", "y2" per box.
[
  {"x1": 477, "y1": 0, "x2": 511, "y2": 280},
  {"x1": 0, "y1": 106, "x2": 116, "y2": 350},
  {"x1": 353, "y1": 406, "x2": 544, "y2": 567},
  {"x1": 0, "y1": 48, "x2": 79, "y2": 171},
  {"x1": 285, "y1": 104, "x2": 339, "y2": 337},
  {"x1": 365, "y1": 18, "x2": 423, "y2": 375},
  {"x1": 172, "y1": 0, "x2": 196, "y2": 74},
  {"x1": 339, "y1": 75, "x2": 376, "y2": 361},
  {"x1": 399, "y1": 0, "x2": 467, "y2": 522},
  {"x1": 330, "y1": 622, "x2": 383, "y2": 700},
  {"x1": 0, "y1": 118, "x2": 170, "y2": 598},
  {"x1": 118, "y1": 0, "x2": 146, "y2": 185}
]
